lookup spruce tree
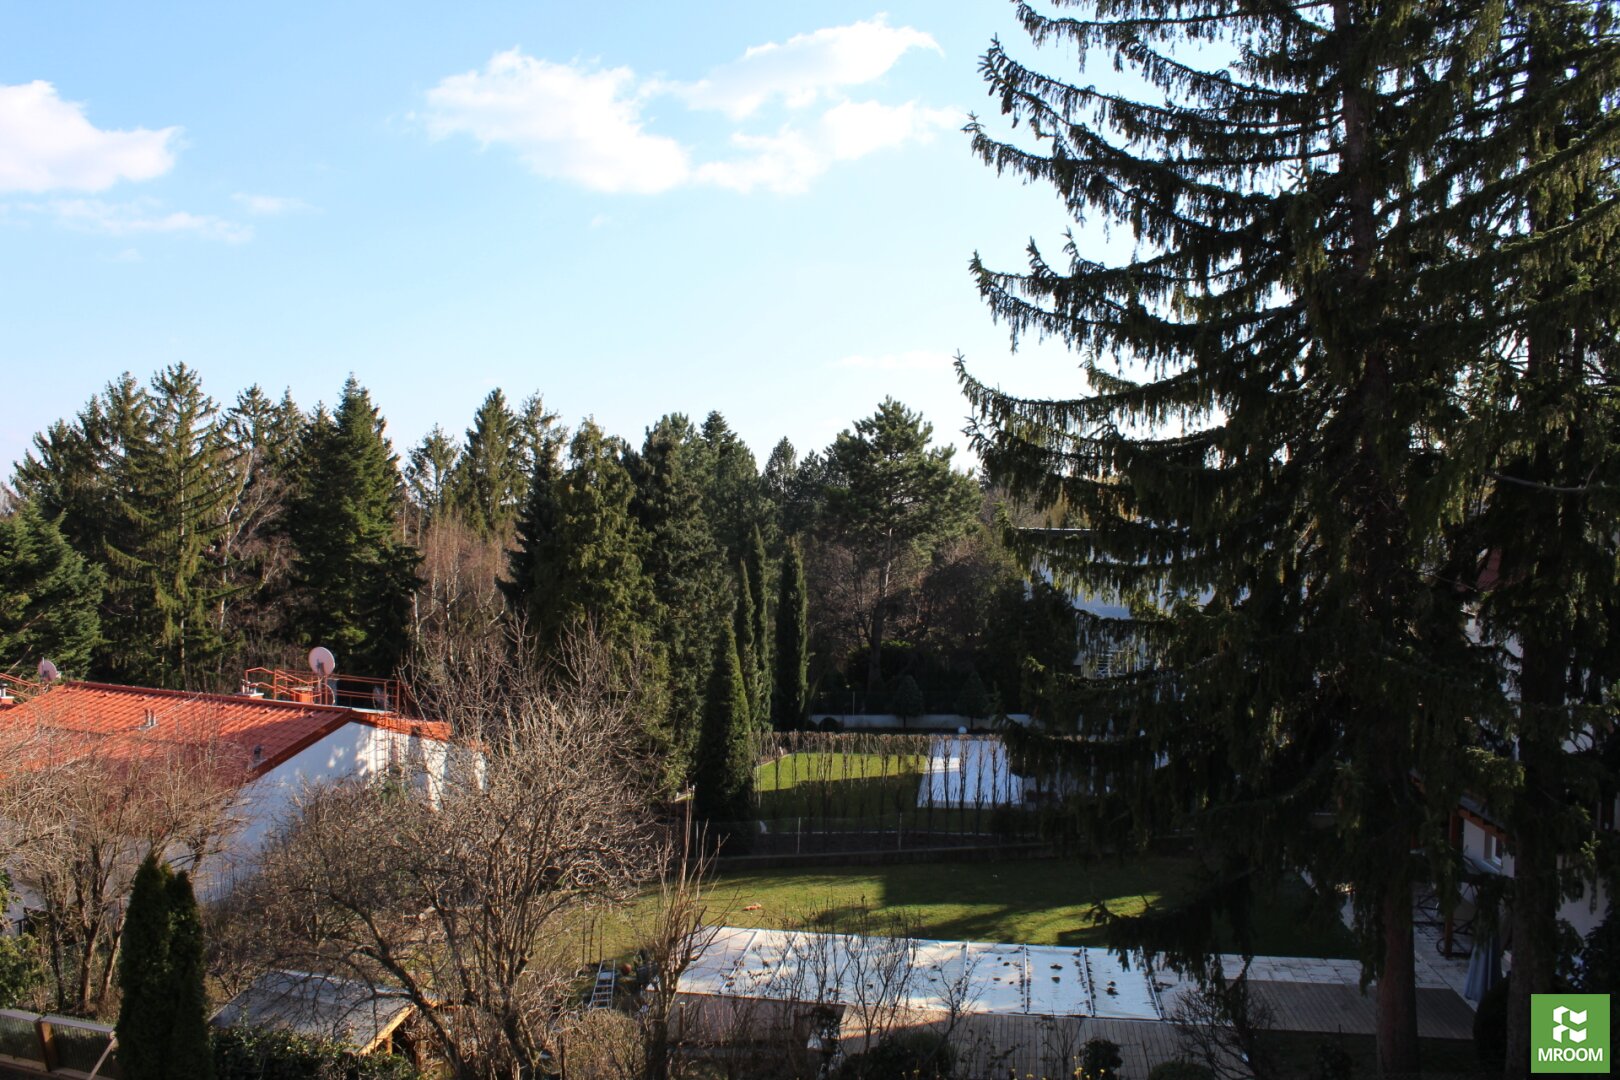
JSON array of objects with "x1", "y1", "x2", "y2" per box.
[
  {"x1": 0, "y1": 503, "x2": 103, "y2": 676},
  {"x1": 693, "y1": 621, "x2": 754, "y2": 823},
  {"x1": 405, "y1": 425, "x2": 461, "y2": 522},
  {"x1": 1464, "y1": 5, "x2": 1620, "y2": 1067},
  {"x1": 103, "y1": 364, "x2": 236, "y2": 687},
  {"x1": 117, "y1": 855, "x2": 175, "y2": 1080},
  {"x1": 164, "y1": 871, "x2": 214, "y2": 1079},
  {"x1": 14, "y1": 373, "x2": 150, "y2": 569},
  {"x1": 958, "y1": 2, "x2": 1548, "y2": 1070},
  {"x1": 629, "y1": 415, "x2": 730, "y2": 779},
  {"x1": 502, "y1": 435, "x2": 564, "y2": 631},
  {"x1": 772, "y1": 539, "x2": 810, "y2": 730},
  {"x1": 503, "y1": 420, "x2": 656, "y2": 656},
  {"x1": 217, "y1": 386, "x2": 304, "y2": 661},
  {"x1": 288, "y1": 378, "x2": 421, "y2": 678},
  {"x1": 452, "y1": 388, "x2": 526, "y2": 537},
  {"x1": 694, "y1": 412, "x2": 770, "y2": 560}
]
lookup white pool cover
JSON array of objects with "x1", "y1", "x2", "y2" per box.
[
  {"x1": 917, "y1": 737, "x2": 1025, "y2": 808},
  {"x1": 680, "y1": 927, "x2": 1164, "y2": 1020}
]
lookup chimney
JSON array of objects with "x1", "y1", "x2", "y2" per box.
[{"x1": 139, "y1": 709, "x2": 157, "y2": 730}]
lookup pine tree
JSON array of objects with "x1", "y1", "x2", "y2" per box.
[
  {"x1": 288, "y1": 378, "x2": 421, "y2": 678},
  {"x1": 0, "y1": 503, "x2": 102, "y2": 676},
  {"x1": 630, "y1": 415, "x2": 730, "y2": 780},
  {"x1": 117, "y1": 855, "x2": 175, "y2": 1080},
  {"x1": 822, "y1": 399, "x2": 977, "y2": 696},
  {"x1": 452, "y1": 389, "x2": 526, "y2": 537},
  {"x1": 958, "y1": 2, "x2": 1546, "y2": 1069},
  {"x1": 693, "y1": 621, "x2": 754, "y2": 823},
  {"x1": 164, "y1": 871, "x2": 214, "y2": 1079},
  {"x1": 772, "y1": 539, "x2": 809, "y2": 729},
  {"x1": 102, "y1": 364, "x2": 237, "y2": 687}
]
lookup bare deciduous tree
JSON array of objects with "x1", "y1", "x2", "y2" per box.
[
  {"x1": 0, "y1": 711, "x2": 248, "y2": 1015},
  {"x1": 224, "y1": 628, "x2": 663, "y2": 1079}
]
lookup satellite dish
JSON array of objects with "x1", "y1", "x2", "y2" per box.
[
  {"x1": 38, "y1": 659, "x2": 60, "y2": 683},
  {"x1": 308, "y1": 647, "x2": 337, "y2": 678}
]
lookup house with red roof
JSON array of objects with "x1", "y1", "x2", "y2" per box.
[{"x1": 0, "y1": 666, "x2": 455, "y2": 900}]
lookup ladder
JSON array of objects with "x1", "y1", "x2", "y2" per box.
[{"x1": 588, "y1": 961, "x2": 617, "y2": 1009}]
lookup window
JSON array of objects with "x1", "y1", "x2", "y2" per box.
[{"x1": 1485, "y1": 832, "x2": 1507, "y2": 868}]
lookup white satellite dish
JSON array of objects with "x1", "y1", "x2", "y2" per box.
[
  {"x1": 308, "y1": 647, "x2": 337, "y2": 678},
  {"x1": 37, "y1": 659, "x2": 60, "y2": 683}
]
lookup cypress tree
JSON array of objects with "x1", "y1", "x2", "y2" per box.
[
  {"x1": 0, "y1": 503, "x2": 102, "y2": 676},
  {"x1": 772, "y1": 539, "x2": 809, "y2": 730},
  {"x1": 451, "y1": 388, "x2": 526, "y2": 537},
  {"x1": 288, "y1": 378, "x2": 421, "y2": 678},
  {"x1": 693, "y1": 621, "x2": 754, "y2": 823},
  {"x1": 956, "y1": 2, "x2": 1545, "y2": 1069},
  {"x1": 103, "y1": 363, "x2": 237, "y2": 687},
  {"x1": 890, "y1": 674, "x2": 924, "y2": 729},
  {"x1": 117, "y1": 855, "x2": 175, "y2": 1080},
  {"x1": 164, "y1": 871, "x2": 214, "y2": 1079},
  {"x1": 744, "y1": 524, "x2": 772, "y2": 728},
  {"x1": 732, "y1": 562, "x2": 758, "y2": 727}
]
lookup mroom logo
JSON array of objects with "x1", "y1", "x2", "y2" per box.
[{"x1": 1533, "y1": 994, "x2": 1611, "y2": 1074}]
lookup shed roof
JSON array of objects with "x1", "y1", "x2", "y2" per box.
[{"x1": 211, "y1": 969, "x2": 416, "y2": 1053}]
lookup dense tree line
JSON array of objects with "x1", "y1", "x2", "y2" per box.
[{"x1": 5, "y1": 374, "x2": 1068, "y2": 793}]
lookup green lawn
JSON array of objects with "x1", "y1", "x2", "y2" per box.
[
  {"x1": 686, "y1": 855, "x2": 1356, "y2": 959},
  {"x1": 755, "y1": 750, "x2": 925, "y2": 821}
]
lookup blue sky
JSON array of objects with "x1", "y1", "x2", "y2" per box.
[{"x1": 0, "y1": 2, "x2": 1108, "y2": 474}]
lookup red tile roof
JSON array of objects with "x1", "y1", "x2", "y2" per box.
[{"x1": 0, "y1": 681, "x2": 451, "y2": 778}]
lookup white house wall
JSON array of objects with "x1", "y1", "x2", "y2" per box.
[{"x1": 208, "y1": 722, "x2": 450, "y2": 895}]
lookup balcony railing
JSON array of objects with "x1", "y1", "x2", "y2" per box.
[{"x1": 241, "y1": 668, "x2": 422, "y2": 720}]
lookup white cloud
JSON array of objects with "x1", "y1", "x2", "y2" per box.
[
  {"x1": 678, "y1": 17, "x2": 939, "y2": 119},
  {"x1": 232, "y1": 192, "x2": 311, "y2": 215},
  {"x1": 424, "y1": 50, "x2": 690, "y2": 194},
  {"x1": 835, "y1": 349, "x2": 957, "y2": 371},
  {"x1": 424, "y1": 19, "x2": 951, "y2": 196},
  {"x1": 699, "y1": 99, "x2": 957, "y2": 194},
  {"x1": 0, "y1": 81, "x2": 178, "y2": 193},
  {"x1": 22, "y1": 198, "x2": 252, "y2": 242}
]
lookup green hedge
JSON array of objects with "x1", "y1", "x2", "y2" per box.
[{"x1": 213, "y1": 1025, "x2": 418, "y2": 1080}]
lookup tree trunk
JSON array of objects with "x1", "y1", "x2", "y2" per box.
[
  {"x1": 1377, "y1": 874, "x2": 1421, "y2": 1076},
  {"x1": 1503, "y1": 648, "x2": 1568, "y2": 1078},
  {"x1": 865, "y1": 559, "x2": 891, "y2": 696}
]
